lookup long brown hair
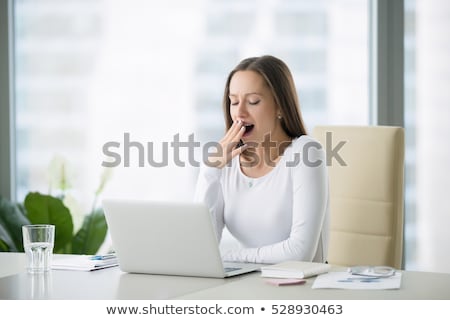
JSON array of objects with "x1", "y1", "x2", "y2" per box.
[{"x1": 222, "y1": 55, "x2": 307, "y2": 138}]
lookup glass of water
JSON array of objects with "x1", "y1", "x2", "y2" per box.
[{"x1": 22, "y1": 225, "x2": 55, "y2": 273}]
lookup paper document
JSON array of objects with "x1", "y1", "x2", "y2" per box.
[
  {"x1": 52, "y1": 254, "x2": 119, "y2": 271},
  {"x1": 312, "y1": 271, "x2": 402, "y2": 290}
]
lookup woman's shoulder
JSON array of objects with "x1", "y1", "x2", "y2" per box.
[
  {"x1": 288, "y1": 134, "x2": 325, "y2": 154},
  {"x1": 283, "y1": 134, "x2": 326, "y2": 168}
]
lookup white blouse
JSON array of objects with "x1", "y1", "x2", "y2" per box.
[{"x1": 194, "y1": 135, "x2": 330, "y2": 264}]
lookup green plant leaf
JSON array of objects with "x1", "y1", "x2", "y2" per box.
[
  {"x1": 0, "y1": 195, "x2": 31, "y2": 252},
  {"x1": 0, "y1": 224, "x2": 14, "y2": 251},
  {"x1": 24, "y1": 192, "x2": 73, "y2": 253},
  {"x1": 72, "y1": 208, "x2": 107, "y2": 255},
  {"x1": 0, "y1": 238, "x2": 9, "y2": 251}
]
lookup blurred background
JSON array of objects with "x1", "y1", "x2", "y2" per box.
[{"x1": 4, "y1": 0, "x2": 450, "y2": 272}]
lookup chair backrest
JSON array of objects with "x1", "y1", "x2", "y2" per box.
[{"x1": 312, "y1": 125, "x2": 404, "y2": 269}]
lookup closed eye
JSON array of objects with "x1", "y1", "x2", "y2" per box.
[{"x1": 249, "y1": 100, "x2": 260, "y2": 105}]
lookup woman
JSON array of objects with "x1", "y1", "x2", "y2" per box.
[{"x1": 195, "y1": 55, "x2": 329, "y2": 264}]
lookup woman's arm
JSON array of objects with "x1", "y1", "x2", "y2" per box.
[
  {"x1": 194, "y1": 120, "x2": 248, "y2": 242},
  {"x1": 194, "y1": 165, "x2": 225, "y2": 243}
]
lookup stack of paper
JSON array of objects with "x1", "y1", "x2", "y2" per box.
[
  {"x1": 52, "y1": 254, "x2": 119, "y2": 271},
  {"x1": 261, "y1": 261, "x2": 331, "y2": 279}
]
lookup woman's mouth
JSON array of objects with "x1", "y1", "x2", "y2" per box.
[{"x1": 243, "y1": 124, "x2": 254, "y2": 137}]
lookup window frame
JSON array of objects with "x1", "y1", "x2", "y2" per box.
[
  {"x1": 369, "y1": 0, "x2": 404, "y2": 127},
  {"x1": 0, "y1": 0, "x2": 16, "y2": 201}
]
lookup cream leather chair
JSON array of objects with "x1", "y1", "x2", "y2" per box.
[{"x1": 313, "y1": 126, "x2": 404, "y2": 269}]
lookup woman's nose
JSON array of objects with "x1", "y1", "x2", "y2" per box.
[{"x1": 235, "y1": 101, "x2": 248, "y2": 118}]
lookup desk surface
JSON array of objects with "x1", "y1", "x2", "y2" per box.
[{"x1": 1, "y1": 252, "x2": 450, "y2": 300}]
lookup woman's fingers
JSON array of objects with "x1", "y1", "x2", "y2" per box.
[
  {"x1": 220, "y1": 126, "x2": 246, "y2": 165},
  {"x1": 234, "y1": 125, "x2": 246, "y2": 143},
  {"x1": 223, "y1": 124, "x2": 245, "y2": 150},
  {"x1": 222, "y1": 120, "x2": 243, "y2": 143},
  {"x1": 207, "y1": 123, "x2": 247, "y2": 168}
]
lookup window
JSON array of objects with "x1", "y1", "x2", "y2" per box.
[
  {"x1": 13, "y1": 0, "x2": 369, "y2": 214},
  {"x1": 404, "y1": 0, "x2": 450, "y2": 273}
]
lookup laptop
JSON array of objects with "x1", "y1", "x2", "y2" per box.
[{"x1": 102, "y1": 199, "x2": 262, "y2": 278}]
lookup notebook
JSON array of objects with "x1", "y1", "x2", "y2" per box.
[
  {"x1": 52, "y1": 254, "x2": 118, "y2": 271},
  {"x1": 260, "y1": 260, "x2": 331, "y2": 279},
  {"x1": 102, "y1": 199, "x2": 261, "y2": 278}
]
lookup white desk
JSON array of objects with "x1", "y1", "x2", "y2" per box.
[
  {"x1": 1, "y1": 252, "x2": 450, "y2": 300},
  {"x1": 179, "y1": 270, "x2": 450, "y2": 300}
]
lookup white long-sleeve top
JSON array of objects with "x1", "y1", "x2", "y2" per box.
[{"x1": 194, "y1": 135, "x2": 329, "y2": 264}]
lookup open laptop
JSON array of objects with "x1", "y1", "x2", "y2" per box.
[{"x1": 102, "y1": 199, "x2": 262, "y2": 278}]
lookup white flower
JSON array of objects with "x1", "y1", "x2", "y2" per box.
[
  {"x1": 63, "y1": 194, "x2": 84, "y2": 232},
  {"x1": 47, "y1": 155, "x2": 74, "y2": 192},
  {"x1": 95, "y1": 167, "x2": 113, "y2": 196}
]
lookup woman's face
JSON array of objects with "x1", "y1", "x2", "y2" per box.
[{"x1": 229, "y1": 70, "x2": 283, "y2": 143}]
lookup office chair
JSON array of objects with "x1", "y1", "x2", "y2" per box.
[{"x1": 313, "y1": 125, "x2": 404, "y2": 269}]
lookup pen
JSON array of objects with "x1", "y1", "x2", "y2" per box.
[
  {"x1": 338, "y1": 277, "x2": 380, "y2": 283},
  {"x1": 90, "y1": 254, "x2": 116, "y2": 260}
]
